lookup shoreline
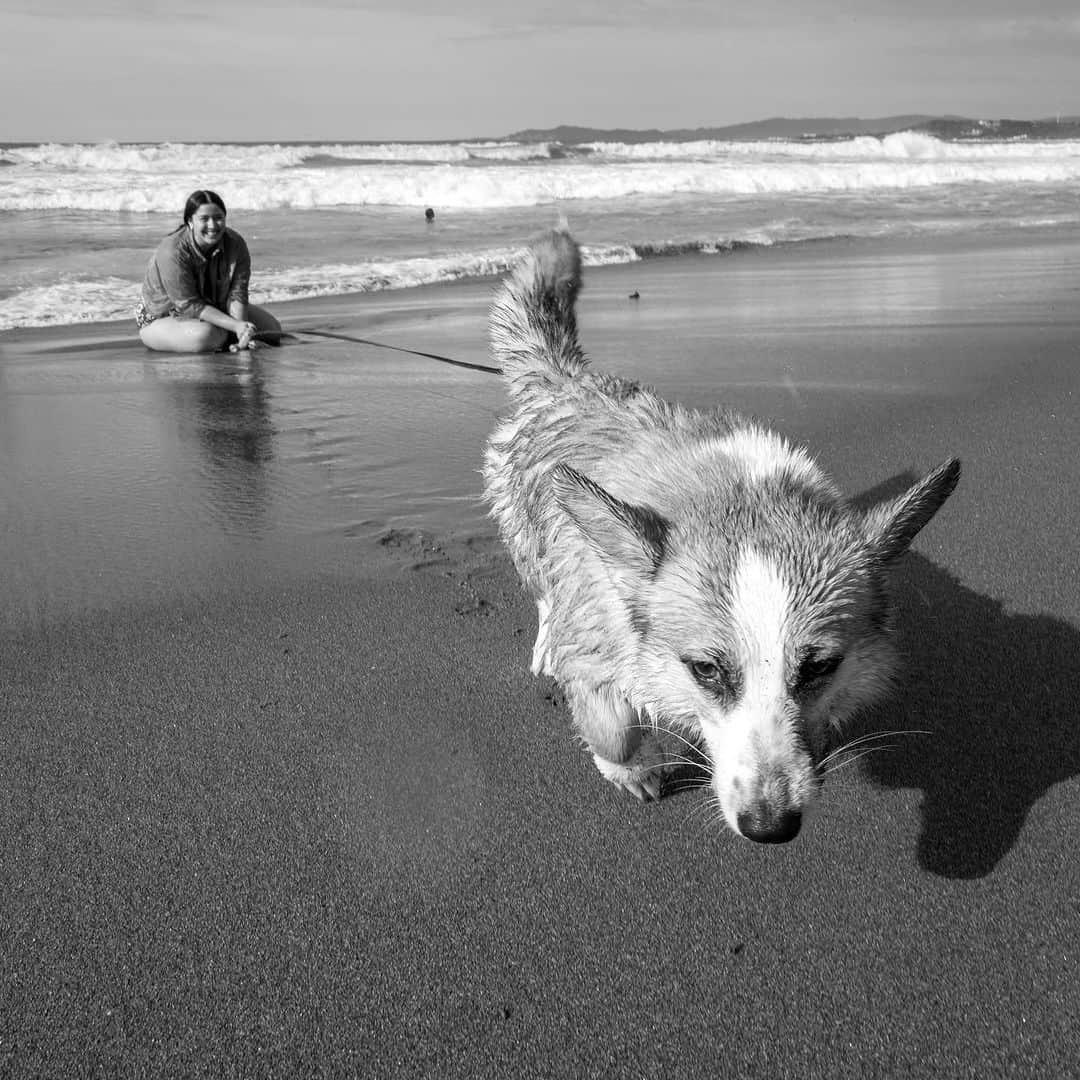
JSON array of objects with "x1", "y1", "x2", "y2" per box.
[{"x1": 3, "y1": 223, "x2": 1077, "y2": 348}]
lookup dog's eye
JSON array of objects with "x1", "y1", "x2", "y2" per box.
[
  {"x1": 799, "y1": 653, "x2": 843, "y2": 684},
  {"x1": 687, "y1": 658, "x2": 736, "y2": 694}
]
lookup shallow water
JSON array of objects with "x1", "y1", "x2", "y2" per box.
[
  {"x1": 0, "y1": 316, "x2": 501, "y2": 631},
  {"x1": 3, "y1": 230, "x2": 1078, "y2": 633}
]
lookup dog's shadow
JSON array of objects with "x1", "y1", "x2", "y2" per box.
[{"x1": 847, "y1": 475, "x2": 1080, "y2": 879}]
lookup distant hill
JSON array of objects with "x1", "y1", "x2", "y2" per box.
[
  {"x1": 502, "y1": 115, "x2": 1080, "y2": 143},
  {"x1": 921, "y1": 116, "x2": 1080, "y2": 140}
]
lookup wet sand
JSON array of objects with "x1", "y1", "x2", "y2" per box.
[{"x1": 1, "y1": 233, "x2": 1079, "y2": 1076}]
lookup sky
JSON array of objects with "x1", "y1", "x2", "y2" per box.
[{"x1": 2, "y1": 0, "x2": 1079, "y2": 143}]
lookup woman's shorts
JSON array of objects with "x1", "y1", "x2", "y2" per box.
[{"x1": 134, "y1": 301, "x2": 169, "y2": 329}]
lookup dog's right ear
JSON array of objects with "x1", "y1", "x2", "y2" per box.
[
  {"x1": 551, "y1": 464, "x2": 669, "y2": 583},
  {"x1": 864, "y1": 457, "x2": 961, "y2": 561}
]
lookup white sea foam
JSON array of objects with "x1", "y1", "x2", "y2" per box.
[
  {"x1": 0, "y1": 276, "x2": 140, "y2": 331},
  {"x1": 584, "y1": 131, "x2": 1080, "y2": 161},
  {"x1": 4, "y1": 132, "x2": 1080, "y2": 331},
  {"x1": 4, "y1": 135, "x2": 1080, "y2": 213},
  {"x1": 0, "y1": 139, "x2": 552, "y2": 172},
  {"x1": 0, "y1": 244, "x2": 642, "y2": 331}
]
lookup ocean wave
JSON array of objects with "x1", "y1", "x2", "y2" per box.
[
  {"x1": 4, "y1": 150, "x2": 1080, "y2": 213},
  {"x1": 0, "y1": 251, "x2": 520, "y2": 330},
  {"x1": 463, "y1": 142, "x2": 564, "y2": 162},
  {"x1": 0, "y1": 275, "x2": 142, "y2": 331},
  {"x1": 0, "y1": 139, "x2": 563, "y2": 173},
  {"x1": 1, "y1": 141, "x2": 314, "y2": 172},
  {"x1": 8, "y1": 132, "x2": 1080, "y2": 172},
  {"x1": 296, "y1": 143, "x2": 568, "y2": 169},
  {"x1": 582, "y1": 131, "x2": 1080, "y2": 162},
  {"x1": 0, "y1": 243, "x2": 641, "y2": 330},
  {"x1": 4, "y1": 216, "x2": 1077, "y2": 333},
  {"x1": 0, "y1": 237, "x2": 844, "y2": 330}
]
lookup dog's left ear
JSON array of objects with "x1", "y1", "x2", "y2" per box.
[
  {"x1": 864, "y1": 458, "x2": 961, "y2": 561},
  {"x1": 552, "y1": 464, "x2": 669, "y2": 580}
]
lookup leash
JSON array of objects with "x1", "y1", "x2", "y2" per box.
[{"x1": 254, "y1": 327, "x2": 502, "y2": 376}]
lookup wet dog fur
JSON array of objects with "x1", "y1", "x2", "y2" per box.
[{"x1": 483, "y1": 230, "x2": 960, "y2": 843}]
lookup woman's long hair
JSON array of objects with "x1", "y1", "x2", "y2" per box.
[{"x1": 174, "y1": 189, "x2": 227, "y2": 233}]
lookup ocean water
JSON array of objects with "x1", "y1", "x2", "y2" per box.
[
  {"x1": 3, "y1": 131, "x2": 1080, "y2": 331},
  {"x1": 4, "y1": 131, "x2": 1080, "y2": 629}
]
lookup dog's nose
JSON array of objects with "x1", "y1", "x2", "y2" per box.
[{"x1": 737, "y1": 806, "x2": 802, "y2": 844}]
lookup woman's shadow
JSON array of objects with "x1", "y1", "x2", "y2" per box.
[{"x1": 851, "y1": 475, "x2": 1080, "y2": 879}]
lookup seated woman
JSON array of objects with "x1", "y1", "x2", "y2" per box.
[{"x1": 136, "y1": 189, "x2": 281, "y2": 353}]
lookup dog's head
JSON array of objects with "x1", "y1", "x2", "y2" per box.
[{"x1": 553, "y1": 455, "x2": 960, "y2": 843}]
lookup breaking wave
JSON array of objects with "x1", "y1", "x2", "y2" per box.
[
  {"x1": 4, "y1": 133, "x2": 1080, "y2": 213},
  {"x1": 0, "y1": 238, "x2": 801, "y2": 330}
]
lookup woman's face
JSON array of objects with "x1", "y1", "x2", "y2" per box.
[{"x1": 188, "y1": 203, "x2": 226, "y2": 251}]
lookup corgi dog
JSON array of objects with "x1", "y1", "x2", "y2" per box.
[{"x1": 483, "y1": 230, "x2": 959, "y2": 843}]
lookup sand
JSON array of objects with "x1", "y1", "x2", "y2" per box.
[{"x1": 1, "y1": 233, "x2": 1079, "y2": 1077}]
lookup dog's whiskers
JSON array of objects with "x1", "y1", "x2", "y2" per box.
[
  {"x1": 821, "y1": 746, "x2": 893, "y2": 776},
  {"x1": 686, "y1": 792, "x2": 728, "y2": 838},
  {"x1": 665, "y1": 772, "x2": 713, "y2": 798},
  {"x1": 819, "y1": 728, "x2": 929, "y2": 768},
  {"x1": 664, "y1": 754, "x2": 709, "y2": 770},
  {"x1": 819, "y1": 728, "x2": 929, "y2": 776},
  {"x1": 639, "y1": 720, "x2": 701, "y2": 751}
]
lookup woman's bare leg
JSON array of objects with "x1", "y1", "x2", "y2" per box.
[
  {"x1": 139, "y1": 318, "x2": 228, "y2": 353},
  {"x1": 245, "y1": 304, "x2": 282, "y2": 345},
  {"x1": 247, "y1": 304, "x2": 281, "y2": 333}
]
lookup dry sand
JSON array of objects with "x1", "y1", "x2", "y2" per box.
[{"x1": 1, "y1": 234, "x2": 1079, "y2": 1076}]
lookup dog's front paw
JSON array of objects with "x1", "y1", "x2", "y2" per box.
[{"x1": 591, "y1": 736, "x2": 667, "y2": 802}]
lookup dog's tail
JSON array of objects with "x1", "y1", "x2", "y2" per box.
[{"x1": 489, "y1": 228, "x2": 587, "y2": 388}]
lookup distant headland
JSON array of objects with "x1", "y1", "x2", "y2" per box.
[{"x1": 500, "y1": 115, "x2": 1080, "y2": 143}]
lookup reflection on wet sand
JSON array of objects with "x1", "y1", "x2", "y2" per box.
[{"x1": 153, "y1": 357, "x2": 276, "y2": 538}]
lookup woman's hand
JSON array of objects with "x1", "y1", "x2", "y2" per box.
[{"x1": 232, "y1": 320, "x2": 259, "y2": 351}]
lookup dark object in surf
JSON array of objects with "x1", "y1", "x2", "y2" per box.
[
  {"x1": 628, "y1": 290, "x2": 640, "y2": 300},
  {"x1": 425, "y1": 207, "x2": 435, "y2": 222}
]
